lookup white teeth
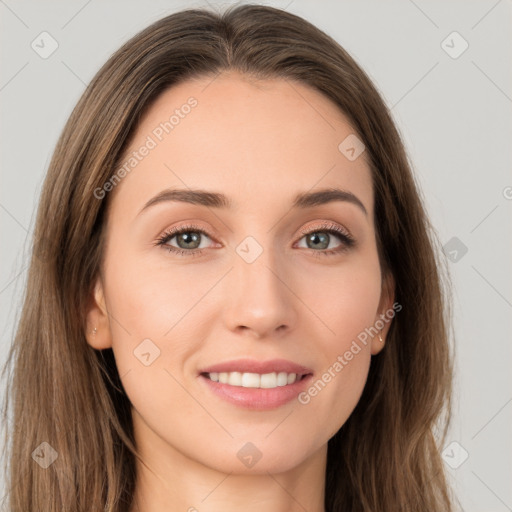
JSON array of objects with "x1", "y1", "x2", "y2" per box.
[
  {"x1": 260, "y1": 373, "x2": 276, "y2": 388},
  {"x1": 241, "y1": 372, "x2": 260, "y2": 388},
  {"x1": 206, "y1": 371, "x2": 300, "y2": 389},
  {"x1": 276, "y1": 372, "x2": 288, "y2": 386},
  {"x1": 228, "y1": 371, "x2": 242, "y2": 386}
]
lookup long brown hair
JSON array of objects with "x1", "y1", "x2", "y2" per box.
[{"x1": 1, "y1": 4, "x2": 457, "y2": 511}]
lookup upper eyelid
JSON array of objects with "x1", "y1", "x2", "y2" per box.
[{"x1": 297, "y1": 221, "x2": 351, "y2": 236}]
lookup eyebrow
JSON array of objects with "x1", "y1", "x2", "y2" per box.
[{"x1": 138, "y1": 187, "x2": 368, "y2": 216}]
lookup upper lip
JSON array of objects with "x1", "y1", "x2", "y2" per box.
[{"x1": 199, "y1": 358, "x2": 313, "y2": 376}]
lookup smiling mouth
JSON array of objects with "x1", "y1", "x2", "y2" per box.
[{"x1": 201, "y1": 371, "x2": 311, "y2": 389}]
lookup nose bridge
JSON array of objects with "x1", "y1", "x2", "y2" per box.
[{"x1": 222, "y1": 233, "x2": 297, "y2": 336}]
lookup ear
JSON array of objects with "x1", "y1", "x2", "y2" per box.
[
  {"x1": 370, "y1": 270, "x2": 396, "y2": 356},
  {"x1": 84, "y1": 277, "x2": 112, "y2": 350}
]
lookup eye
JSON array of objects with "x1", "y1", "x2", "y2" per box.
[
  {"x1": 295, "y1": 222, "x2": 355, "y2": 256},
  {"x1": 155, "y1": 224, "x2": 216, "y2": 257}
]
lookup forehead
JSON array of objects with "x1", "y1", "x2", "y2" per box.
[{"x1": 109, "y1": 71, "x2": 373, "y2": 218}]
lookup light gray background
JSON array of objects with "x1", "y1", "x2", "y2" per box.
[{"x1": 1, "y1": 1, "x2": 511, "y2": 510}]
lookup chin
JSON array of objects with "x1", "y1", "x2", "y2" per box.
[{"x1": 193, "y1": 435, "x2": 321, "y2": 476}]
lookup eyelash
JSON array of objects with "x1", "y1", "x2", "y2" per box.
[{"x1": 154, "y1": 222, "x2": 355, "y2": 258}]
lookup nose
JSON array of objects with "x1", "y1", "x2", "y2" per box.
[{"x1": 221, "y1": 243, "x2": 298, "y2": 339}]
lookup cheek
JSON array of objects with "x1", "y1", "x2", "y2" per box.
[
  {"x1": 104, "y1": 254, "x2": 207, "y2": 437},
  {"x1": 297, "y1": 252, "x2": 382, "y2": 344},
  {"x1": 293, "y1": 254, "x2": 381, "y2": 430},
  {"x1": 104, "y1": 246, "x2": 206, "y2": 339},
  {"x1": 101, "y1": 246, "x2": 190, "y2": 381}
]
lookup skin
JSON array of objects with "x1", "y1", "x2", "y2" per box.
[{"x1": 85, "y1": 71, "x2": 395, "y2": 512}]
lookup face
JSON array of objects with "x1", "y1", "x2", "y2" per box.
[{"x1": 86, "y1": 71, "x2": 394, "y2": 475}]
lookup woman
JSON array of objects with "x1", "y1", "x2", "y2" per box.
[{"x1": 1, "y1": 4, "x2": 457, "y2": 511}]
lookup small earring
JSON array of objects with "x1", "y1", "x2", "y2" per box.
[
  {"x1": 378, "y1": 333, "x2": 383, "y2": 343},
  {"x1": 92, "y1": 327, "x2": 97, "y2": 336}
]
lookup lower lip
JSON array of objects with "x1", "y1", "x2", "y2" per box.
[{"x1": 199, "y1": 374, "x2": 313, "y2": 410}]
